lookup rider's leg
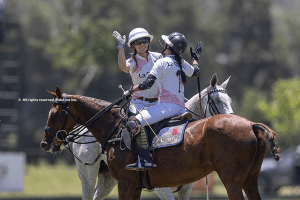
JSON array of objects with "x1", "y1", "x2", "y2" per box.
[
  {"x1": 135, "y1": 103, "x2": 185, "y2": 126},
  {"x1": 125, "y1": 116, "x2": 156, "y2": 171},
  {"x1": 125, "y1": 103, "x2": 185, "y2": 171}
]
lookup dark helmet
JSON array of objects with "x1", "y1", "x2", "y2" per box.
[{"x1": 161, "y1": 32, "x2": 188, "y2": 55}]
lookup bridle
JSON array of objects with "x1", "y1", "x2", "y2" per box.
[
  {"x1": 43, "y1": 95, "x2": 127, "y2": 165},
  {"x1": 204, "y1": 88, "x2": 228, "y2": 118},
  {"x1": 44, "y1": 93, "x2": 79, "y2": 142},
  {"x1": 185, "y1": 88, "x2": 230, "y2": 118}
]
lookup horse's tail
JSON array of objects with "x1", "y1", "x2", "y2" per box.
[{"x1": 252, "y1": 123, "x2": 280, "y2": 161}]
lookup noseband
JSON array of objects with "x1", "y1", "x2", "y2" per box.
[
  {"x1": 44, "y1": 94, "x2": 79, "y2": 141},
  {"x1": 204, "y1": 88, "x2": 228, "y2": 118}
]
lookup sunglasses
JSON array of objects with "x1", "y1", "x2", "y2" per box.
[{"x1": 134, "y1": 38, "x2": 149, "y2": 46}]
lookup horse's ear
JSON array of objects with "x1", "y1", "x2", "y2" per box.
[
  {"x1": 47, "y1": 90, "x2": 57, "y2": 98},
  {"x1": 220, "y1": 76, "x2": 231, "y2": 89},
  {"x1": 55, "y1": 86, "x2": 63, "y2": 98},
  {"x1": 210, "y1": 73, "x2": 218, "y2": 87}
]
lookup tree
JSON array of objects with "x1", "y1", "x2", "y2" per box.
[{"x1": 258, "y1": 77, "x2": 300, "y2": 148}]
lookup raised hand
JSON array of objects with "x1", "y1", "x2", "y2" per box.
[
  {"x1": 190, "y1": 42, "x2": 203, "y2": 62},
  {"x1": 112, "y1": 31, "x2": 126, "y2": 49}
]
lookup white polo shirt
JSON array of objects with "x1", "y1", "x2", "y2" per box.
[
  {"x1": 126, "y1": 51, "x2": 163, "y2": 100},
  {"x1": 149, "y1": 55, "x2": 194, "y2": 108}
]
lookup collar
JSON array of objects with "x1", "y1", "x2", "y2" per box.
[
  {"x1": 135, "y1": 52, "x2": 150, "y2": 60},
  {"x1": 166, "y1": 54, "x2": 175, "y2": 58}
]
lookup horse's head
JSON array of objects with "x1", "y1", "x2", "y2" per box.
[
  {"x1": 201, "y1": 73, "x2": 234, "y2": 117},
  {"x1": 40, "y1": 86, "x2": 79, "y2": 153}
]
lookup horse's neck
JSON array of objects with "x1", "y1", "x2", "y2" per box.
[
  {"x1": 70, "y1": 95, "x2": 121, "y2": 142},
  {"x1": 185, "y1": 89, "x2": 208, "y2": 119}
]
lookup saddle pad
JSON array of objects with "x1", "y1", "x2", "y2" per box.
[{"x1": 150, "y1": 120, "x2": 189, "y2": 150}]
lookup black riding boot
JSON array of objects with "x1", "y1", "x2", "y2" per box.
[
  {"x1": 125, "y1": 141, "x2": 157, "y2": 171},
  {"x1": 125, "y1": 117, "x2": 156, "y2": 171}
]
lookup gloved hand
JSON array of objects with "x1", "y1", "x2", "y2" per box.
[
  {"x1": 112, "y1": 31, "x2": 126, "y2": 49},
  {"x1": 190, "y1": 42, "x2": 203, "y2": 62},
  {"x1": 122, "y1": 86, "x2": 134, "y2": 100}
]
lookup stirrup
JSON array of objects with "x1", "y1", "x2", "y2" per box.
[
  {"x1": 141, "y1": 159, "x2": 157, "y2": 170},
  {"x1": 125, "y1": 155, "x2": 145, "y2": 171},
  {"x1": 125, "y1": 162, "x2": 144, "y2": 171}
]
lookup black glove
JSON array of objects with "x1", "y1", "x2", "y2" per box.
[
  {"x1": 122, "y1": 86, "x2": 134, "y2": 100},
  {"x1": 190, "y1": 42, "x2": 203, "y2": 62}
]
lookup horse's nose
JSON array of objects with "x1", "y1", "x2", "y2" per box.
[{"x1": 40, "y1": 141, "x2": 47, "y2": 149}]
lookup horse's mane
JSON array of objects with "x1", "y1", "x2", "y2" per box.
[
  {"x1": 70, "y1": 95, "x2": 113, "y2": 112},
  {"x1": 68, "y1": 95, "x2": 123, "y2": 127}
]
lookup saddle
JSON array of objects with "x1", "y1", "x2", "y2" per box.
[
  {"x1": 121, "y1": 112, "x2": 193, "y2": 153},
  {"x1": 120, "y1": 112, "x2": 193, "y2": 190}
]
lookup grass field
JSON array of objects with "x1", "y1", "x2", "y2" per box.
[{"x1": 0, "y1": 158, "x2": 300, "y2": 199}]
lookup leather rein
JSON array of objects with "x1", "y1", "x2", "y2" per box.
[{"x1": 44, "y1": 94, "x2": 127, "y2": 165}]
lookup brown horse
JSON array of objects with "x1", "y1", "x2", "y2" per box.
[{"x1": 41, "y1": 86, "x2": 280, "y2": 200}]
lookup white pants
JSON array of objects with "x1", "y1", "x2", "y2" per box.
[
  {"x1": 129, "y1": 99, "x2": 158, "y2": 115},
  {"x1": 135, "y1": 103, "x2": 185, "y2": 127}
]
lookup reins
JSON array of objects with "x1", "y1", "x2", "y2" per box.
[
  {"x1": 45, "y1": 95, "x2": 128, "y2": 165},
  {"x1": 64, "y1": 143, "x2": 103, "y2": 166}
]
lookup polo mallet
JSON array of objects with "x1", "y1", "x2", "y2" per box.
[
  {"x1": 118, "y1": 85, "x2": 159, "y2": 141},
  {"x1": 192, "y1": 42, "x2": 209, "y2": 200}
]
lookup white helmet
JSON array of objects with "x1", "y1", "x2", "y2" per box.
[{"x1": 127, "y1": 28, "x2": 153, "y2": 47}]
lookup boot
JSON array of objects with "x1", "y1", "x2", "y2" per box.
[
  {"x1": 137, "y1": 145, "x2": 157, "y2": 170},
  {"x1": 125, "y1": 140, "x2": 157, "y2": 171},
  {"x1": 125, "y1": 117, "x2": 156, "y2": 171}
]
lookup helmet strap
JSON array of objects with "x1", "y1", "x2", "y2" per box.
[{"x1": 161, "y1": 44, "x2": 169, "y2": 56}]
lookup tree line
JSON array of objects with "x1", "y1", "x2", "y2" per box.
[{"x1": 3, "y1": 0, "x2": 300, "y2": 156}]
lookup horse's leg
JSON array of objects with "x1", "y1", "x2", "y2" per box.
[
  {"x1": 132, "y1": 187, "x2": 142, "y2": 200},
  {"x1": 216, "y1": 162, "x2": 249, "y2": 200},
  {"x1": 242, "y1": 130, "x2": 266, "y2": 200},
  {"x1": 118, "y1": 177, "x2": 140, "y2": 200},
  {"x1": 75, "y1": 159, "x2": 100, "y2": 200},
  {"x1": 216, "y1": 160, "x2": 251, "y2": 200},
  {"x1": 223, "y1": 183, "x2": 244, "y2": 200},
  {"x1": 178, "y1": 183, "x2": 193, "y2": 200},
  {"x1": 242, "y1": 175, "x2": 261, "y2": 200},
  {"x1": 93, "y1": 170, "x2": 117, "y2": 200},
  {"x1": 154, "y1": 187, "x2": 175, "y2": 200},
  {"x1": 93, "y1": 152, "x2": 118, "y2": 200}
]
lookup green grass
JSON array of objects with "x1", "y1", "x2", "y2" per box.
[
  {"x1": 1, "y1": 159, "x2": 300, "y2": 199},
  {"x1": 0, "y1": 159, "x2": 82, "y2": 198}
]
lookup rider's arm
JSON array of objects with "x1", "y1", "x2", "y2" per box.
[
  {"x1": 192, "y1": 59, "x2": 199, "y2": 78},
  {"x1": 118, "y1": 49, "x2": 130, "y2": 73},
  {"x1": 130, "y1": 74, "x2": 157, "y2": 93}
]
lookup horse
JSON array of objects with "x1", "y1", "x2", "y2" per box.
[
  {"x1": 62, "y1": 74, "x2": 233, "y2": 200},
  {"x1": 185, "y1": 73, "x2": 232, "y2": 119},
  {"x1": 71, "y1": 128, "x2": 117, "y2": 200},
  {"x1": 41, "y1": 81, "x2": 279, "y2": 200}
]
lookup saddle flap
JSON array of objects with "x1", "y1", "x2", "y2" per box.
[
  {"x1": 145, "y1": 118, "x2": 191, "y2": 150},
  {"x1": 121, "y1": 128, "x2": 138, "y2": 153}
]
